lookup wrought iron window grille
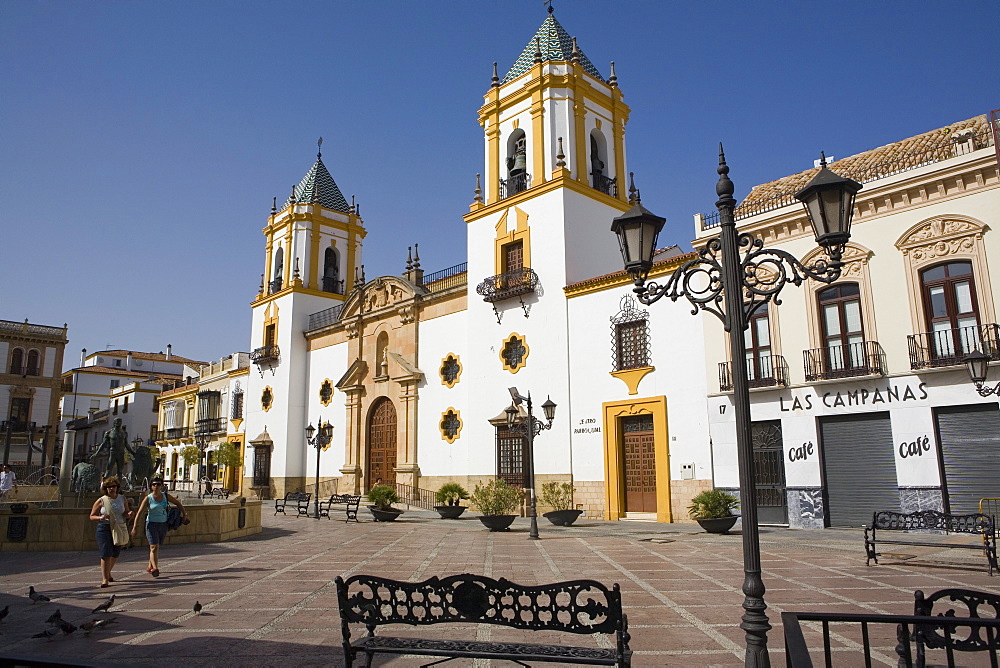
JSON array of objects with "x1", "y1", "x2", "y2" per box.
[
  {"x1": 440, "y1": 410, "x2": 462, "y2": 443},
  {"x1": 440, "y1": 355, "x2": 461, "y2": 387},
  {"x1": 500, "y1": 335, "x2": 528, "y2": 372},
  {"x1": 610, "y1": 295, "x2": 651, "y2": 371},
  {"x1": 319, "y1": 380, "x2": 333, "y2": 406}
]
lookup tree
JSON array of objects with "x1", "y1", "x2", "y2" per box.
[
  {"x1": 180, "y1": 445, "x2": 201, "y2": 468},
  {"x1": 215, "y1": 441, "x2": 243, "y2": 469}
]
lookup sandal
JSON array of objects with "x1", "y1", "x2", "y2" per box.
[
  {"x1": 151, "y1": 569, "x2": 160, "y2": 577},
  {"x1": 146, "y1": 567, "x2": 154, "y2": 574},
  {"x1": 100, "y1": 583, "x2": 109, "y2": 588}
]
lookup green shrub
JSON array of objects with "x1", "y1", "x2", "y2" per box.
[
  {"x1": 180, "y1": 445, "x2": 202, "y2": 468},
  {"x1": 687, "y1": 489, "x2": 740, "y2": 519},
  {"x1": 434, "y1": 482, "x2": 469, "y2": 506},
  {"x1": 540, "y1": 481, "x2": 574, "y2": 511},
  {"x1": 367, "y1": 484, "x2": 400, "y2": 511},
  {"x1": 470, "y1": 478, "x2": 522, "y2": 516}
]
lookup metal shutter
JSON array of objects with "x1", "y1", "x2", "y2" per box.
[
  {"x1": 935, "y1": 404, "x2": 1000, "y2": 515},
  {"x1": 820, "y1": 413, "x2": 898, "y2": 527}
]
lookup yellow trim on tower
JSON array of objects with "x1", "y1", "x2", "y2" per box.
[
  {"x1": 493, "y1": 208, "x2": 532, "y2": 275},
  {"x1": 602, "y1": 396, "x2": 671, "y2": 523}
]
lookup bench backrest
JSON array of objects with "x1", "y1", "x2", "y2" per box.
[
  {"x1": 331, "y1": 494, "x2": 360, "y2": 504},
  {"x1": 336, "y1": 573, "x2": 624, "y2": 635},
  {"x1": 284, "y1": 491, "x2": 310, "y2": 501},
  {"x1": 872, "y1": 510, "x2": 994, "y2": 534},
  {"x1": 913, "y1": 588, "x2": 1000, "y2": 658}
]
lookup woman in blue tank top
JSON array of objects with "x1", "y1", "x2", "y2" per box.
[{"x1": 131, "y1": 476, "x2": 186, "y2": 577}]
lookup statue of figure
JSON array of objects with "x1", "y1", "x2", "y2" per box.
[
  {"x1": 91, "y1": 418, "x2": 137, "y2": 480},
  {"x1": 130, "y1": 444, "x2": 161, "y2": 488}
]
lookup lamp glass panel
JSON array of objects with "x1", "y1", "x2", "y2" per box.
[{"x1": 966, "y1": 354, "x2": 989, "y2": 383}]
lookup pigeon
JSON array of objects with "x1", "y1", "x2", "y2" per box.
[
  {"x1": 56, "y1": 619, "x2": 77, "y2": 635},
  {"x1": 0, "y1": 605, "x2": 8, "y2": 622},
  {"x1": 31, "y1": 628, "x2": 59, "y2": 640},
  {"x1": 45, "y1": 609, "x2": 62, "y2": 625},
  {"x1": 80, "y1": 617, "x2": 117, "y2": 635},
  {"x1": 92, "y1": 594, "x2": 115, "y2": 614},
  {"x1": 193, "y1": 601, "x2": 202, "y2": 615},
  {"x1": 28, "y1": 586, "x2": 51, "y2": 603}
]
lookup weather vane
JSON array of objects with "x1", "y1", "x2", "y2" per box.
[
  {"x1": 317, "y1": 136, "x2": 323, "y2": 158},
  {"x1": 543, "y1": 0, "x2": 553, "y2": 13}
]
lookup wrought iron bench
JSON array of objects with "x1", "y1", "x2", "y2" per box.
[
  {"x1": 335, "y1": 573, "x2": 632, "y2": 667},
  {"x1": 912, "y1": 587, "x2": 1000, "y2": 667},
  {"x1": 274, "y1": 491, "x2": 311, "y2": 516},
  {"x1": 319, "y1": 494, "x2": 361, "y2": 522},
  {"x1": 864, "y1": 510, "x2": 998, "y2": 575}
]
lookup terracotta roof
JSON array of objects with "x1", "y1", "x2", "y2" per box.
[
  {"x1": 739, "y1": 114, "x2": 991, "y2": 213},
  {"x1": 63, "y1": 366, "x2": 183, "y2": 379},
  {"x1": 565, "y1": 246, "x2": 691, "y2": 291},
  {"x1": 88, "y1": 350, "x2": 206, "y2": 366}
]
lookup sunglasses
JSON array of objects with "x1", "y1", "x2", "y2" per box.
[
  {"x1": 151, "y1": 482, "x2": 163, "y2": 486},
  {"x1": 105, "y1": 485, "x2": 119, "y2": 490}
]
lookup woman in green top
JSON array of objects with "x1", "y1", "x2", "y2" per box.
[{"x1": 131, "y1": 477, "x2": 186, "y2": 577}]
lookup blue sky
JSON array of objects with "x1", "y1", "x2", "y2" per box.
[{"x1": 3, "y1": 0, "x2": 997, "y2": 368}]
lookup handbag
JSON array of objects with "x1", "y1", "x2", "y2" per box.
[{"x1": 103, "y1": 496, "x2": 131, "y2": 547}]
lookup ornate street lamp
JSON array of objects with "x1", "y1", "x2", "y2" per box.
[
  {"x1": 612, "y1": 147, "x2": 861, "y2": 667},
  {"x1": 964, "y1": 350, "x2": 999, "y2": 396},
  {"x1": 306, "y1": 419, "x2": 334, "y2": 519},
  {"x1": 505, "y1": 388, "x2": 557, "y2": 540}
]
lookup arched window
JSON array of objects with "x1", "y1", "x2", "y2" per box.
[
  {"x1": 9, "y1": 347, "x2": 24, "y2": 375},
  {"x1": 818, "y1": 284, "x2": 864, "y2": 373},
  {"x1": 323, "y1": 247, "x2": 341, "y2": 293},
  {"x1": 502, "y1": 130, "x2": 528, "y2": 198},
  {"x1": 270, "y1": 247, "x2": 284, "y2": 293},
  {"x1": 590, "y1": 131, "x2": 616, "y2": 196},
  {"x1": 744, "y1": 303, "x2": 777, "y2": 386},
  {"x1": 921, "y1": 260, "x2": 980, "y2": 363},
  {"x1": 26, "y1": 349, "x2": 40, "y2": 376}
]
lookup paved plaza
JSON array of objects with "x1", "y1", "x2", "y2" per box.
[{"x1": 1, "y1": 508, "x2": 996, "y2": 666}]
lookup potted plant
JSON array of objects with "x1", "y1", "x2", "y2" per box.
[
  {"x1": 688, "y1": 489, "x2": 740, "y2": 533},
  {"x1": 540, "y1": 482, "x2": 583, "y2": 526},
  {"x1": 434, "y1": 482, "x2": 469, "y2": 519},
  {"x1": 470, "y1": 478, "x2": 522, "y2": 531},
  {"x1": 367, "y1": 484, "x2": 403, "y2": 522}
]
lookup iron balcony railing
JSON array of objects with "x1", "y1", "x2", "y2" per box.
[
  {"x1": 592, "y1": 173, "x2": 618, "y2": 197},
  {"x1": 61, "y1": 377, "x2": 74, "y2": 392},
  {"x1": 250, "y1": 344, "x2": 280, "y2": 365},
  {"x1": 423, "y1": 262, "x2": 468, "y2": 292},
  {"x1": 701, "y1": 127, "x2": 996, "y2": 230},
  {"x1": 307, "y1": 305, "x2": 344, "y2": 331},
  {"x1": 195, "y1": 417, "x2": 226, "y2": 435},
  {"x1": 156, "y1": 427, "x2": 191, "y2": 441},
  {"x1": 475, "y1": 267, "x2": 540, "y2": 303},
  {"x1": 499, "y1": 173, "x2": 530, "y2": 199},
  {"x1": 394, "y1": 482, "x2": 437, "y2": 511},
  {"x1": 781, "y1": 610, "x2": 1000, "y2": 667},
  {"x1": 1, "y1": 420, "x2": 36, "y2": 433},
  {"x1": 322, "y1": 277, "x2": 345, "y2": 294},
  {"x1": 719, "y1": 355, "x2": 789, "y2": 392},
  {"x1": 803, "y1": 341, "x2": 886, "y2": 381},
  {"x1": 7, "y1": 366, "x2": 39, "y2": 376},
  {"x1": 268, "y1": 278, "x2": 283, "y2": 294},
  {"x1": 908, "y1": 323, "x2": 1000, "y2": 369}
]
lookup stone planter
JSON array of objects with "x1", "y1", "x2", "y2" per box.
[
  {"x1": 696, "y1": 516, "x2": 738, "y2": 534},
  {"x1": 543, "y1": 509, "x2": 583, "y2": 526},
  {"x1": 477, "y1": 514, "x2": 516, "y2": 532},
  {"x1": 369, "y1": 506, "x2": 403, "y2": 522},
  {"x1": 434, "y1": 505, "x2": 467, "y2": 519}
]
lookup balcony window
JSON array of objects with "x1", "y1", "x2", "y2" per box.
[
  {"x1": 8, "y1": 347, "x2": 23, "y2": 374},
  {"x1": 745, "y1": 304, "x2": 773, "y2": 385},
  {"x1": 922, "y1": 261, "x2": 980, "y2": 361}
]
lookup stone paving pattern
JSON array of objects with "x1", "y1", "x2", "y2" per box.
[{"x1": 1, "y1": 510, "x2": 997, "y2": 666}]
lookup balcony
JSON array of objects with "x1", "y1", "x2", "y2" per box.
[
  {"x1": 499, "y1": 173, "x2": 530, "y2": 199},
  {"x1": 156, "y1": 427, "x2": 191, "y2": 441},
  {"x1": 61, "y1": 377, "x2": 74, "y2": 392},
  {"x1": 322, "y1": 277, "x2": 345, "y2": 294},
  {"x1": 475, "y1": 267, "x2": 539, "y2": 303},
  {"x1": 908, "y1": 323, "x2": 1000, "y2": 369},
  {"x1": 803, "y1": 341, "x2": 886, "y2": 381},
  {"x1": 7, "y1": 366, "x2": 39, "y2": 376},
  {"x1": 592, "y1": 173, "x2": 618, "y2": 197},
  {"x1": 195, "y1": 417, "x2": 226, "y2": 435},
  {"x1": 719, "y1": 355, "x2": 789, "y2": 392},
  {"x1": 250, "y1": 344, "x2": 280, "y2": 365},
  {"x1": 1, "y1": 420, "x2": 36, "y2": 433}
]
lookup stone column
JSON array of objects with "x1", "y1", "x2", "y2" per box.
[{"x1": 58, "y1": 428, "x2": 76, "y2": 497}]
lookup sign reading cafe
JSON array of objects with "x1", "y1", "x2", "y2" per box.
[{"x1": 779, "y1": 382, "x2": 928, "y2": 412}]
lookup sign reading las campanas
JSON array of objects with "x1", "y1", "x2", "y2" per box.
[{"x1": 779, "y1": 381, "x2": 928, "y2": 412}]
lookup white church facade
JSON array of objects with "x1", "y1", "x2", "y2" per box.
[{"x1": 240, "y1": 12, "x2": 714, "y2": 523}]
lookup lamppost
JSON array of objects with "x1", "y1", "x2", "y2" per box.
[
  {"x1": 611, "y1": 147, "x2": 861, "y2": 667},
  {"x1": 964, "y1": 350, "x2": 1000, "y2": 396},
  {"x1": 504, "y1": 388, "x2": 557, "y2": 540},
  {"x1": 194, "y1": 433, "x2": 208, "y2": 499},
  {"x1": 305, "y1": 419, "x2": 333, "y2": 519}
]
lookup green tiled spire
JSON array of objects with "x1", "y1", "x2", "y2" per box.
[
  {"x1": 283, "y1": 154, "x2": 350, "y2": 213},
  {"x1": 501, "y1": 13, "x2": 605, "y2": 84}
]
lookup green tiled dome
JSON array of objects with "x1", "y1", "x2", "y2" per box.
[
  {"x1": 283, "y1": 157, "x2": 350, "y2": 213},
  {"x1": 501, "y1": 14, "x2": 605, "y2": 84}
]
